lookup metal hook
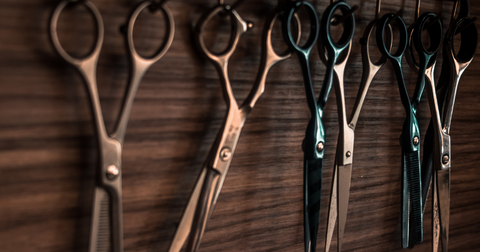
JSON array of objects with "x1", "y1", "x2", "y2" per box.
[
  {"x1": 375, "y1": 0, "x2": 382, "y2": 20},
  {"x1": 414, "y1": 0, "x2": 421, "y2": 21}
]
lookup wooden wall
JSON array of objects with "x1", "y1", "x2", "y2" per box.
[{"x1": 0, "y1": 0, "x2": 479, "y2": 251}]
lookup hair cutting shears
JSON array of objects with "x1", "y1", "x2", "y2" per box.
[
  {"x1": 405, "y1": 0, "x2": 443, "y2": 248},
  {"x1": 167, "y1": 2, "x2": 300, "y2": 252},
  {"x1": 323, "y1": 0, "x2": 393, "y2": 251},
  {"x1": 419, "y1": 0, "x2": 477, "y2": 251},
  {"x1": 376, "y1": 9, "x2": 426, "y2": 249},
  {"x1": 49, "y1": 1, "x2": 174, "y2": 251},
  {"x1": 281, "y1": 1, "x2": 323, "y2": 251}
]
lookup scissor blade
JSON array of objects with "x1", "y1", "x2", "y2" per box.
[
  {"x1": 337, "y1": 164, "x2": 352, "y2": 252},
  {"x1": 304, "y1": 159, "x2": 323, "y2": 252},
  {"x1": 168, "y1": 168, "x2": 207, "y2": 252},
  {"x1": 432, "y1": 173, "x2": 440, "y2": 252},
  {"x1": 406, "y1": 151, "x2": 423, "y2": 246},
  {"x1": 186, "y1": 168, "x2": 221, "y2": 252},
  {"x1": 437, "y1": 169, "x2": 450, "y2": 252},
  {"x1": 89, "y1": 187, "x2": 110, "y2": 252},
  {"x1": 325, "y1": 157, "x2": 338, "y2": 252},
  {"x1": 401, "y1": 150, "x2": 410, "y2": 248}
]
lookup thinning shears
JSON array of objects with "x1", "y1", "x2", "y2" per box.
[
  {"x1": 323, "y1": 0, "x2": 392, "y2": 251},
  {"x1": 405, "y1": 0, "x2": 443, "y2": 248},
  {"x1": 167, "y1": 1, "x2": 300, "y2": 251},
  {"x1": 376, "y1": 8, "x2": 427, "y2": 249},
  {"x1": 281, "y1": 1, "x2": 323, "y2": 251},
  {"x1": 49, "y1": 1, "x2": 174, "y2": 251},
  {"x1": 419, "y1": 0, "x2": 477, "y2": 251}
]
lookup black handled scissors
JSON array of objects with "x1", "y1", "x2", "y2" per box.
[
  {"x1": 323, "y1": 0, "x2": 392, "y2": 251},
  {"x1": 49, "y1": 1, "x2": 174, "y2": 251},
  {"x1": 281, "y1": 1, "x2": 323, "y2": 251},
  {"x1": 420, "y1": 0, "x2": 477, "y2": 251},
  {"x1": 376, "y1": 10, "x2": 426, "y2": 249},
  {"x1": 167, "y1": 2, "x2": 300, "y2": 252},
  {"x1": 405, "y1": 0, "x2": 443, "y2": 248}
]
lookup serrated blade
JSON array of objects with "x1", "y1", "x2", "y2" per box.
[{"x1": 89, "y1": 187, "x2": 111, "y2": 252}]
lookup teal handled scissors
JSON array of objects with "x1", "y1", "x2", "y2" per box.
[
  {"x1": 419, "y1": 0, "x2": 477, "y2": 251},
  {"x1": 49, "y1": 1, "x2": 174, "y2": 251},
  {"x1": 281, "y1": 1, "x2": 324, "y2": 251},
  {"x1": 323, "y1": 0, "x2": 394, "y2": 251},
  {"x1": 375, "y1": 9, "x2": 428, "y2": 249},
  {"x1": 405, "y1": 0, "x2": 443, "y2": 248},
  {"x1": 167, "y1": 1, "x2": 300, "y2": 252}
]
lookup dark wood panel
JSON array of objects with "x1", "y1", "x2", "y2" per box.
[{"x1": 0, "y1": 0, "x2": 479, "y2": 251}]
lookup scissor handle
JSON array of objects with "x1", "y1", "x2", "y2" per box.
[
  {"x1": 376, "y1": 14, "x2": 415, "y2": 111},
  {"x1": 281, "y1": 0, "x2": 319, "y2": 116},
  {"x1": 196, "y1": 4, "x2": 250, "y2": 107},
  {"x1": 125, "y1": 1, "x2": 175, "y2": 65},
  {"x1": 348, "y1": 19, "x2": 391, "y2": 129},
  {"x1": 362, "y1": 21, "x2": 391, "y2": 67},
  {"x1": 49, "y1": 0, "x2": 104, "y2": 70},
  {"x1": 407, "y1": 13, "x2": 442, "y2": 72},
  {"x1": 377, "y1": 14, "x2": 407, "y2": 61},
  {"x1": 282, "y1": 1, "x2": 319, "y2": 55},
  {"x1": 448, "y1": 17, "x2": 477, "y2": 65},
  {"x1": 241, "y1": 11, "x2": 300, "y2": 110},
  {"x1": 318, "y1": 1, "x2": 355, "y2": 110},
  {"x1": 110, "y1": 0, "x2": 175, "y2": 144},
  {"x1": 442, "y1": 16, "x2": 477, "y2": 132},
  {"x1": 196, "y1": 5, "x2": 249, "y2": 67},
  {"x1": 320, "y1": 1, "x2": 355, "y2": 57}
]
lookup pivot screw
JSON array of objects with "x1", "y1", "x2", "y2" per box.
[
  {"x1": 220, "y1": 148, "x2": 232, "y2": 161},
  {"x1": 106, "y1": 165, "x2": 119, "y2": 180},
  {"x1": 346, "y1": 151, "x2": 352, "y2": 158},
  {"x1": 442, "y1": 155, "x2": 450, "y2": 165},
  {"x1": 317, "y1": 142, "x2": 324, "y2": 153},
  {"x1": 413, "y1": 136, "x2": 419, "y2": 146},
  {"x1": 247, "y1": 22, "x2": 254, "y2": 30}
]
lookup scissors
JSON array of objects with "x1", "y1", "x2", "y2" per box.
[
  {"x1": 323, "y1": 0, "x2": 393, "y2": 251},
  {"x1": 49, "y1": 1, "x2": 174, "y2": 251},
  {"x1": 404, "y1": 0, "x2": 443, "y2": 248},
  {"x1": 167, "y1": 2, "x2": 300, "y2": 252},
  {"x1": 281, "y1": 1, "x2": 324, "y2": 251},
  {"x1": 375, "y1": 8, "x2": 427, "y2": 249},
  {"x1": 419, "y1": 0, "x2": 477, "y2": 251}
]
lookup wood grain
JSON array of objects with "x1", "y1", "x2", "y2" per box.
[{"x1": 0, "y1": 0, "x2": 479, "y2": 251}]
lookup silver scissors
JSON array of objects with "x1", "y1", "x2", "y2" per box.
[
  {"x1": 321, "y1": 0, "x2": 391, "y2": 251},
  {"x1": 167, "y1": 1, "x2": 299, "y2": 252},
  {"x1": 49, "y1": 1, "x2": 174, "y2": 251},
  {"x1": 419, "y1": 0, "x2": 477, "y2": 251}
]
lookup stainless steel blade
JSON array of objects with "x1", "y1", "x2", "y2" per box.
[
  {"x1": 337, "y1": 164, "x2": 352, "y2": 252},
  {"x1": 437, "y1": 169, "x2": 451, "y2": 252},
  {"x1": 325, "y1": 158, "x2": 338, "y2": 252},
  {"x1": 168, "y1": 168, "x2": 207, "y2": 252},
  {"x1": 433, "y1": 172, "x2": 440, "y2": 252}
]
